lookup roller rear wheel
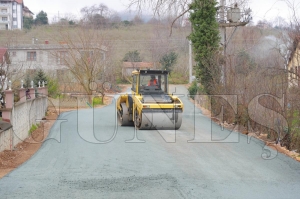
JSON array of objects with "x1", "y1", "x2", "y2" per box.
[
  {"x1": 118, "y1": 103, "x2": 133, "y2": 126},
  {"x1": 134, "y1": 109, "x2": 142, "y2": 129}
]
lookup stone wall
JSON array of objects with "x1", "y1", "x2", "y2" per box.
[
  {"x1": 11, "y1": 97, "x2": 48, "y2": 147},
  {"x1": 0, "y1": 128, "x2": 13, "y2": 152},
  {"x1": 0, "y1": 87, "x2": 48, "y2": 152}
]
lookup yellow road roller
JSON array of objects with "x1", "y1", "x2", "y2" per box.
[{"x1": 116, "y1": 69, "x2": 183, "y2": 130}]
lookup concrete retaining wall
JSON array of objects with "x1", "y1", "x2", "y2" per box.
[
  {"x1": 0, "y1": 96, "x2": 48, "y2": 152},
  {"x1": 0, "y1": 128, "x2": 13, "y2": 152}
]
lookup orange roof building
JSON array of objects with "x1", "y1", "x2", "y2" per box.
[{"x1": 122, "y1": 62, "x2": 154, "y2": 77}]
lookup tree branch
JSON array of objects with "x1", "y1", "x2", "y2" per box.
[{"x1": 169, "y1": 8, "x2": 190, "y2": 36}]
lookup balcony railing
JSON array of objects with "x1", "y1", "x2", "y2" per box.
[
  {"x1": 0, "y1": 12, "x2": 9, "y2": 15},
  {"x1": 0, "y1": 20, "x2": 9, "y2": 24},
  {"x1": 0, "y1": 4, "x2": 10, "y2": 9}
]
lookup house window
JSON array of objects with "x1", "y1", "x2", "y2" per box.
[
  {"x1": 57, "y1": 51, "x2": 68, "y2": 65},
  {"x1": 2, "y1": 17, "x2": 7, "y2": 21},
  {"x1": 12, "y1": 25, "x2": 17, "y2": 29},
  {"x1": 80, "y1": 50, "x2": 93, "y2": 58},
  {"x1": 27, "y1": 51, "x2": 36, "y2": 61},
  {"x1": 12, "y1": 10, "x2": 16, "y2": 13},
  {"x1": 13, "y1": 18, "x2": 17, "y2": 21},
  {"x1": 11, "y1": 51, "x2": 16, "y2": 56},
  {"x1": 1, "y1": 9, "x2": 7, "y2": 13}
]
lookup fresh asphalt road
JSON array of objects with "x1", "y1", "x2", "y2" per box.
[{"x1": 0, "y1": 85, "x2": 300, "y2": 198}]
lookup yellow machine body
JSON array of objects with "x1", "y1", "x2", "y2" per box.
[{"x1": 116, "y1": 69, "x2": 183, "y2": 130}]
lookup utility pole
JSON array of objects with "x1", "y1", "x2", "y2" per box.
[
  {"x1": 218, "y1": 1, "x2": 251, "y2": 87},
  {"x1": 220, "y1": 0, "x2": 226, "y2": 85},
  {"x1": 189, "y1": 40, "x2": 192, "y2": 83}
]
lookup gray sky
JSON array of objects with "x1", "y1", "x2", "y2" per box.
[
  {"x1": 24, "y1": 0, "x2": 129, "y2": 22},
  {"x1": 24, "y1": 0, "x2": 293, "y2": 23}
]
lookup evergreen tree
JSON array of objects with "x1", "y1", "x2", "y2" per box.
[
  {"x1": 35, "y1": 11, "x2": 49, "y2": 25},
  {"x1": 23, "y1": 16, "x2": 34, "y2": 29},
  {"x1": 33, "y1": 69, "x2": 47, "y2": 87},
  {"x1": 188, "y1": 0, "x2": 221, "y2": 94},
  {"x1": 24, "y1": 73, "x2": 31, "y2": 89},
  {"x1": 159, "y1": 52, "x2": 178, "y2": 72},
  {"x1": 122, "y1": 50, "x2": 142, "y2": 62}
]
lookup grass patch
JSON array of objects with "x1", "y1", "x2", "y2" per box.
[
  {"x1": 93, "y1": 96, "x2": 103, "y2": 107},
  {"x1": 169, "y1": 73, "x2": 188, "y2": 84},
  {"x1": 57, "y1": 94, "x2": 69, "y2": 99},
  {"x1": 29, "y1": 124, "x2": 38, "y2": 135}
]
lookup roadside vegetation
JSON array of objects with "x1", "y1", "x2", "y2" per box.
[
  {"x1": 28, "y1": 124, "x2": 39, "y2": 135},
  {"x1": 185, "y1": 0, "x2": 300, "y2": 153},
  {"x1": 92, "y1": 96, "x2": 103, "y2": 107}
]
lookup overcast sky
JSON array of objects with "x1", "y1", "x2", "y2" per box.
[{"x1": 24, "y1": 0, "x2": 293, "y2": 23}]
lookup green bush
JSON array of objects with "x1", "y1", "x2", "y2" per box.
[
  {"x1": 188, "y1": 81, "x2": 198, "y2": 99},
  {"x1": 93, "y1": 96, "x2": 103, "y2": 106},
  {"x1": 47, "y1": 76, "x2": 59, "y2": 98},
  {"x1": 29, "y1": 124, "x2": 38, "y2": 135}
]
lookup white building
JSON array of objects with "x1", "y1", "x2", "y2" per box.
[
  {"x1": 0, "y1": 0, "x2": 24, "y2": 30},
  {"x1": 7, "y1": 42, "x2": 108, "y2": 77}
]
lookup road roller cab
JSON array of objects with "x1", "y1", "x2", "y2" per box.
[{"x1": 117, "y1": 69, "x2": 183, "y2": 130}]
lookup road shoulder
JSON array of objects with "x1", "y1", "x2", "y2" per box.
[{"x1": 189, "y1": 96, "x2": 300, "y2": 163}]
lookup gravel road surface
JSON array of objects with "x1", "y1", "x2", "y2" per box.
[{"x1": 0, "y1": 85, "x2": 299, "y2": 198}]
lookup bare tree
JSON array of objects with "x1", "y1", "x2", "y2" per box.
[
  {"x1": 109, "y1": 12, "x2": 122, "y2": 24},
  {"x1": 132, "y1": 15, "x2": 144, "y2": 25},
  {"x1": 48, "y1": 27, "x2": 112, "y2": 102},
  {"x1": 80, "y1": 3, "x2": 112, "y2": 28},
  {"x1": 81, "y1": 4, "x2": 110, "y2": 19},
  {"x1": 281, "y1": 0, "x2": 300, "y2": 150},
  {"x1": 128, "y1": 0, "x2": 250, "y2": 32},
  {"x1": 148, "y1": 27, "x2": 171, "y2": 67},
  {"x1": 273, "y1": 16, "x2": 289, "y2": 29},
  {"x1": 0, "y1": 49, "x2": 10, "y2": 94}
]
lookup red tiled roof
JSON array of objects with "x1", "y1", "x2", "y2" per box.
[
  {"x1": 15, "y1": 0, "x2": 23, "y2": 4},
  {"x1": 123, "y1": 62, "x2": 154, "y2": 68},
  {"x1": 0, "y1": 0, "x2": 23, "y2": 4},
  {"x1": 23, "y1": 6, "x2": 34, "y2": 14}
]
